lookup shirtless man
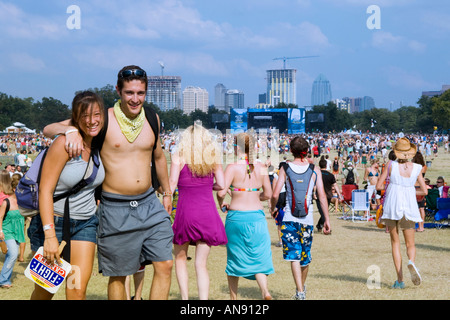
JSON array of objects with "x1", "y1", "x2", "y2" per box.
[{"x1": 43, "y1": 65, "x2": 173, "y2": 300}]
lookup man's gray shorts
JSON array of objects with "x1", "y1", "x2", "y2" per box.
[{"x1": 96, "y1": 187, "x2": 173, "y2": 277}]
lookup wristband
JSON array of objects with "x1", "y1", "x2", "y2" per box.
[
  {"x1": 162, "y1": 191, "x2": 172, "y2": 197},
  {"x1": 65, "y1": 128, "x2": 78, "y2": 135},
  {"x1": 43, "y1": 224, "x2": 54, "y2": 231}
]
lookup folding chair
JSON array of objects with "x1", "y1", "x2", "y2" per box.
[
  {"x1": 340, "y1": 184, "x2": 358, "y2": 219},
  {"x1": 434, "y1": 198, "x2": 450, "y2": 229},
  {"x1": 351, "y1": 189, "x2": 370, "y2": 222},
  {"x1": 424, "y1": 188, "x2": 439, "y2": 225}
]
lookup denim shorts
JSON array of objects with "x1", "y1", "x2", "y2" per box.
[
  {"x1": 28, "y1": 214, "x2": 98, "y2": 252},
  {"x1": 280, "y1": 221, "x2": 314, "y2": 266}
]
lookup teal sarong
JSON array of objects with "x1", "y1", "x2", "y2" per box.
[{"x1": 225, "y1": 210, "x2": 274, "y2": 280}]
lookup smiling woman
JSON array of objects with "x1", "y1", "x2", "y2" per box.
[{"x1": 29, "y1": 91, "x2": 106, "y2": 300}]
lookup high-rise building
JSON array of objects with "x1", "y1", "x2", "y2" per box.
[
  {"x1": 182, "y1": 86, "x2": 209, "y2": 114},
  {"x1": 266, "y1": 69, "x2": 296, "y2": 106},
  {"x1": 147, "y1": 76, "x2": 181, "y2": 111},
  {"x1": 334, "y1": 98, "x2": 349, "y2": 112},
  {"x1": 311, "y1": 74, "x2": 332, "y2": 106},
  {"x1": 214, "y1": 83, "x2": 227, "y2": 111},
  {"x1": 258, "y1": 93, "x2": 267, "y2": 104},
  {"x1": 361, "y1": 96, "x2": 375, "y2": 111},
  {"x1": 225, "y1": 89, "x2": 244, "y2": 110},
  {"x1": 341, "y1": 96, "x2": 375, "y2": 113},
  {"x1": 342, "y1": 97, "x2": 360, "y2": 114}
]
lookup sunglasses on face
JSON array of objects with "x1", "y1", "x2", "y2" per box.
[{"x1": 119, "y1": 69, "x2": 147, "y2": 79}]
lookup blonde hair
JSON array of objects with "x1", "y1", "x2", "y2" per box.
[
  {"x1": 176, "y1": 124, "x2": 221, "y2": 177},
  {"x1": 0, "y1": 170, "x2": 13, "y2": 195}
]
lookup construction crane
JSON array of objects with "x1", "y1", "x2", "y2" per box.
[{"x1": 273, "y1": 55, "x2": 319, "y2": 69}]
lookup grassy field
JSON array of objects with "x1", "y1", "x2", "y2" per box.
[{"x1": 1, "y1": 148, "x2": 449, "y2": 300}]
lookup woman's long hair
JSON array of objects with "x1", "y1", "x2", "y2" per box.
[
  {"x1": 412, "y1": 151, "x2": 425, "y2": 166},
  {"x1": 0, "y1": 170, "x2": 13, "y2": 195},
  {"x1": 70, "y1": 91, "x2": 105, "y2": 141},
  {"x1": 234, "y1": 132, "x2": 255, "y2": 175},
  {"x1": 176, "y1": 124, "x2": 221, "y2": 177}
]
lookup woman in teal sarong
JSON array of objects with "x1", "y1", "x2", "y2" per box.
[{"x1": 217, "y1": 132, "x2": 274, "y2": 300}]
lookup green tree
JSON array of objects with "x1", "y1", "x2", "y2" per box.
[
  {"x1": 394, "y1": 106, "x2": 419, "y2": 133},
  {"x1": 416, "y1": 95, "x2": 434, "y2": 133},
  {"x1": 431, "y1": 89, "x2": 450, "y2": 130},
  {"x1": 35, "y1": 97, "x2": 71, "y2": 130},
  {"x1": 189, "y1": 109, "x2": 210, "y2": 128}
]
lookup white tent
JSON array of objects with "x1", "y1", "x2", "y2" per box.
[{"x1": 3, "y1": 123, "x2": 36, "y2": 134}]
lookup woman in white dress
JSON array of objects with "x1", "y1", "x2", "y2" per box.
[{"x1": 376, "y1": 137, "x2": 428, "y2": 289}]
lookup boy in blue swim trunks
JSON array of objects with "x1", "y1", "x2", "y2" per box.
[{"x1": 271, "y1": 136, "x2": 331, "y2": 300}]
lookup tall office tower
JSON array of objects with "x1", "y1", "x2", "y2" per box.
[
  {"x1": 311, "y1": 74, "x2": 332, "y2": 106},
  {"x1": 361, "y1": 96, "x2": 375, "y2": 111},
  {"x1": 266, "y1": 69, "x2": 297, "y2": 106},
  {"x1": 342, "y1": 97, "x2": 360, "y2": 114},
  {"x1": 225, "y1": 89, "x2": 245, "y2": 111},
  {"x1": 214, "y1": 83, "x2": 227, "y2": 111},
  {"x1": 147, "y1": 76, "x2": 182, "y2": 111},
  {"x1": 182, "y1": 86, "x2": 209, "y2": 114}
]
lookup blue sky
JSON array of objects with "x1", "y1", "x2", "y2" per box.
[{"x1": 0, "y1": 0, "x2": 448, "y2": 110}]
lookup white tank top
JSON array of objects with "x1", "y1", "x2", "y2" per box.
[{"x1": 53, "y1": 156, "x2": 105, "y2": 220}]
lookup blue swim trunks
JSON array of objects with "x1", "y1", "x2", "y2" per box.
[{"x1": 280, "y1": 221, "x2": 313, "y2": 266}]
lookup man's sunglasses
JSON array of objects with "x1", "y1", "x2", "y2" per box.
[{"x1": 119, "y1": 69, "x2": 147, "y2": 78}]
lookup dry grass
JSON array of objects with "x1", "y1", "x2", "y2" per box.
[{"x1": 1, "y1": 149, "x2": 449, "y2": 300}]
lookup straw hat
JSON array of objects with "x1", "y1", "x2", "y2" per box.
[{"x1": 393, "y1": 137, "x2": 417, "y2": 160}]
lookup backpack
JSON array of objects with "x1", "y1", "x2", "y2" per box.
[
  {"x1": 282, "y1": 162, "x2": 316, "y2": 218},
  {"x1": 16, "y1": 147, "x2": 100, "y2": 215},
  {"x1": 93, "y1": 105, "x2": 160, "y2": 190},
  {"x1": 15, "y1": 148, "x2": 100, "y2": 262},
  {"x1": 345, "y1": 168, "x2": 355, "y2": 185}
]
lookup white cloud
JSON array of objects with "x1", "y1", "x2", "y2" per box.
[
  {"x1": 408, "y1": 40, "x2": 426, "y2": 53},
  {"x1": 421, "y1": 11, "x2": 450, "y2": 38},
  {"x1": 0, "y1": 2, "x2": 63, "y2": 40},
  {"x1": 371, "y1": 31, "x2": 426, "y2": 53},
  {"x1": 383, "y1": 66, "x2": 434, "y2": 90},
  {"x1": 8, "y1": 52, "x2": 46, "y2": 72},
  {"x1": 274, "y1": 21, "x2": 331, "y2": 51},
  {"x1": 323, "y1": 0, "x2": 413, "y2": 7},
  {"x1": 72, "y1": 45, "x2": 229, "y2": 77}
]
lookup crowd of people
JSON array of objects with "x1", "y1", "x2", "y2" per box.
[{"x1": 0, "y1": 64, "x2": 449, "y2": 300}]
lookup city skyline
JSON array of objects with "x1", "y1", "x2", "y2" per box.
[{"x1": 0, "y1": 0, "x2": 448, "y2": 111}]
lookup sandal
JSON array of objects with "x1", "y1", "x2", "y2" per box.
[{"x1": 391, "y1": 280, "x2": 405, "y2": 289}]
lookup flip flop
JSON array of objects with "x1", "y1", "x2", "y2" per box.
[
  {"x1": 0, "y1": 284, "x2": 12, "y2": 289},
  {"x1": 408, "y1": 261, "x2": 422, "y2": 286}
]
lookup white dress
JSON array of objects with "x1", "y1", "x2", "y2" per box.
[{"x1": 382, "y1": 161, "x2": 422, "y2": 222}]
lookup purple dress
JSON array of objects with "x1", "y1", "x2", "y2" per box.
[{"x1": 172, "y1": 165, "x2": 227, "y2": 246}]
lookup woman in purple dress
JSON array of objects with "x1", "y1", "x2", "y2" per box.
[{"x1": 169, "y1": 124, "x2": 226, "y2": 300}]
